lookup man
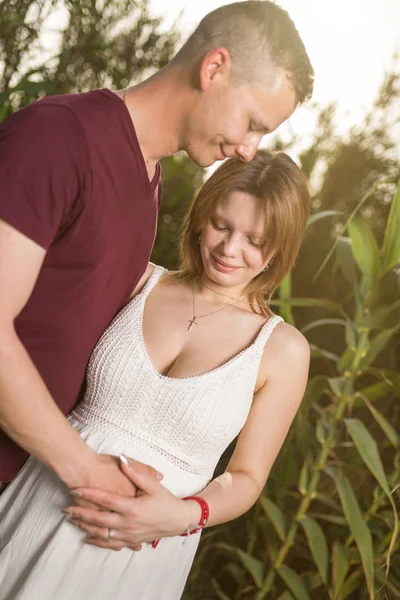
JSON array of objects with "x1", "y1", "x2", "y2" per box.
[{"x1": 0, "y1": 0, "x2": 313, "y2": 497}]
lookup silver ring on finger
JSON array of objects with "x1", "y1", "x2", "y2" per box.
[{"x1": 107, "y1": 528, "x2": 116, "y2": 542}]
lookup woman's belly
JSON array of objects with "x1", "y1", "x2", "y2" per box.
[{"x1": 68, "y1": 413, "x2": 212, "y2": 498}]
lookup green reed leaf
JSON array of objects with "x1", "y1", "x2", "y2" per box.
[
  {"x1": 382, "y1": 181, "x2": 400, "y2": 273},
  {"x1": 298, "y1": 457, "x2": 309, "y2": 496},
  {"x1": 344, "y1": 419, "x2": 390, "y2": 494},
  {"x1": 348, "y1": 217, "x2": 380, "y2": 285},
  {"x1": 326, "y1": 467, "x2": 374, "y2": 599},
  {"x1": 308, "y1": 513, "x2": 347, "y2": 526},
  {"x1": 359, "y1": 325, "x2": 400, "y2": 369},
  {"x1": 277, "y1": 565, "x2": 312, "y2": 600},
  {"x1": 332, "y1": 541, "x2": 350, "y2": 597},
  {"x1": 336, "y1": 236, "x2": 358, "y2": 284},
  {"x1": 259, "y1": 496, "x2": 288, "y2": 542},
  {"x1": 307, "y1": 210, "x2": 341, "y2": 227},
  {"x1": 362, "y1": 395, "x2": 400, "y2": 448},
  {"x1": 344, "y1": 418, "x2": 399, "y2": 576},
  {"x1": 236, "y1": 549, "x2": 265, "y2": 589},
  {"x1": 279, "y1": 274, "x2": 294, "y2": 325},
  {"x1": 337, "y1": 569, "x2": 364, "y2": 600},
  {"x1": 277, "y1": 592, "x2": 296, "y2": 600},
  {"x1": 361, "y1": 299, "x2": 400, "y2": 329},
  {"x1": 270, "y1": 297, "x2": 346, "y2": 316},
  {"x1": 300, "y1": 516, "x2": 329, "y2": 584}
]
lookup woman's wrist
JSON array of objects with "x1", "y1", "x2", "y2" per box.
[{"x1": 181, "y1": 498, "x2": 202, "y2": 532}]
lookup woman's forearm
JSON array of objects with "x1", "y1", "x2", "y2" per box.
[{"x1": 186, "y1": 470, "x2": 262, "y2": 529}]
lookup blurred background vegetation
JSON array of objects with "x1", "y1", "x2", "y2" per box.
[{"x1": 1, "y1": 1, "x2": 399, "y2": 598}]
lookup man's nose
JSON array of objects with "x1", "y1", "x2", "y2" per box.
[{"x1": 235, "y1": 133, "x2": 263, "y2": 162}]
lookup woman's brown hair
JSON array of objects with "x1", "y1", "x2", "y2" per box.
[{"x1": 169, "y1": 149, "x2": 310, "y2": 317}]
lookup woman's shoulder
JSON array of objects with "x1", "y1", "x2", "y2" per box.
[
  {"x1": 267, "y1": 320, "x2": 309, "y2": 357},
  {"x1": 129, "y1": 262, "x2": 159, "y2": 299},
  {"x1": 257, "y1": 319, "x2": 310, "y2": 384}
]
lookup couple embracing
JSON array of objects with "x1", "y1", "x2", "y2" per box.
[{"x1": 0, "y1": 2, "x2": 314, "y2": 599}]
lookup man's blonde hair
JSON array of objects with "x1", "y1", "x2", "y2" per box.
[{"x1": 172, "y1": 1, "x2": 314, "y2": 105}]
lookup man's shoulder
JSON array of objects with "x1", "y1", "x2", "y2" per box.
[
  {"x1": 1, "y1": 95, "x2": 85, "y2": 143},
  {"x1": 2, "y1": 89, "x2": 119, "y2": 138}
]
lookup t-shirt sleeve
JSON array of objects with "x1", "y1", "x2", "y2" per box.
[{"x1": 0, "y1": 103, "x2": 88, "y2": 250}]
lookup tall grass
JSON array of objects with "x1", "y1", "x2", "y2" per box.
[{"x1": 184, "y1": 182, "x2": 400, "y2": 600}]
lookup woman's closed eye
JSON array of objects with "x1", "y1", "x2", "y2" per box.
[
  {"x1": 211, "y1": 220, "x2": 228, "y2": 231},
  {"x1": 248, "y1": 237, "x2": 264, "y2": 248}
]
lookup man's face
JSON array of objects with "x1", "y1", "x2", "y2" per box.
[{"x1": 182, "y1": 70, "x2": 296, "y2": 167}]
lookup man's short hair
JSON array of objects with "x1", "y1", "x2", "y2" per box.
[{"x1": 172, "y1": 1, "x2": 314, "y2": 105}]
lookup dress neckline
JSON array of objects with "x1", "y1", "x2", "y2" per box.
[{"x1": 137, "y1": 266, "x2": 281, "y2": 382}]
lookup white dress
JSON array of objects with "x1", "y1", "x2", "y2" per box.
[{"x1": 0, "y1": 266, "x2": 283, "y2": 600}]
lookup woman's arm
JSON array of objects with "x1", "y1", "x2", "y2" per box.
[
  {"x1": 187, "y1": 323, "x2": 310, "y2": 527},
  {"x1": 65, "y1": 323, "x2": 310, "y2": 549}
]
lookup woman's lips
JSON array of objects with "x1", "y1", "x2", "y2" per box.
[{"x1": 212, "y1": 256, "x2": 241, "y2": 273}]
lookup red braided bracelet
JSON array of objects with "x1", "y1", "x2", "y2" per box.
[
  {"x1": 180, "y1": 496, "x2": 210, "y2": 535},
  {"x1": 151, "y1": 496, "x2": 210, "y2": 549}
]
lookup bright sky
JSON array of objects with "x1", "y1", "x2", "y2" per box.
[
  {"x1": 40, "y1": 0, "x2": 399, "y2": 154},
  {"x1": 150, "y1": 0, "x2": 400, "y2": 141}
]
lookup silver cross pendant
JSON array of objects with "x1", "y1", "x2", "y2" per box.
[{"x1": 187, "y1": 316, "x2": 198, "y2": 331}]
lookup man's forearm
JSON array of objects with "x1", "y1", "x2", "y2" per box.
[{"x1": 0, "y1": 324, "x2": 95, "y2": 486}]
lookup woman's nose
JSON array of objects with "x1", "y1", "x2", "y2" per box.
[{"x1": 221, "y1": 233, "x2": 241, "y2": 256}]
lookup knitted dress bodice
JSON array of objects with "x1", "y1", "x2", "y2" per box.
[{"x1": 72, "y1": 265, "x2": 284, "y2": 480}]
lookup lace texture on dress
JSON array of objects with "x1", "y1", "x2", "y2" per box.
[{"x1": 72, "y1": 266, "x2": 283, "y2": 477}]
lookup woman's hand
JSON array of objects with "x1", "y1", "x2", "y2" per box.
[{"x1": 64, "y1": 455, "x2": 195, "y2": 551}]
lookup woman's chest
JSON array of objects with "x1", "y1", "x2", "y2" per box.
[{"x1": 142, "y1": 298, "x2": 265, "y2": 379}]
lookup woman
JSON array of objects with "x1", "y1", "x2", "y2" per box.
[{"x1": 0, "y1": 149, "x2": 310, "y2": 599}]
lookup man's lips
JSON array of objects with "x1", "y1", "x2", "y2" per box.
[{"x1": 212, "y1": 256, "x2": 241, "y2": 273}]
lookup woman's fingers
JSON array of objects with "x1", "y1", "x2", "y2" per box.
[
  {"x1": 69, "y1": 518, "x2": 108, "y2": 540},
  {"x1": 64, "y1": 505, "x2": 121, "y2": 529},
  {"x1": 66, "y1": 516, "x2": 143, "y2": 552},
  {"x1": 84, "y1": 536, "x2": 143, "y2": 552},
  {"x1": 84, "y1": 536, "x2": 126, "y2": 551}
]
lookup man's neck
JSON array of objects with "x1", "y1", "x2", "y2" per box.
[{"x1": 118, "y1": 66, "x2": 190, "y2": 167}]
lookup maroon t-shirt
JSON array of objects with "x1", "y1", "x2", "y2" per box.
[{"x1": 0, "y1": 90, "x2": 161, "y2": 481}]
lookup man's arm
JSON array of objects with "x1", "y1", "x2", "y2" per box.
[{"x1": 0, "y1": 219, "x2": 140, "y2": 493}]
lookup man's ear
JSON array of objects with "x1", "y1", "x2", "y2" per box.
[{"x1": 199, "y1": 47, "x2": 232, "y2": 91}]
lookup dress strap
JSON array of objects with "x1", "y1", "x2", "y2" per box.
[
  {"x1": 255, "y1": 314, "x2": 284, "y2": 348},
  {"x1": 139, "y1": 264, "x2": 167, "y2": 301}
]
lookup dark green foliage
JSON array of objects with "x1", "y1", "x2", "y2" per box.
[{"x1": 151, "y1": 154, "x2": 205, "y2": 270}]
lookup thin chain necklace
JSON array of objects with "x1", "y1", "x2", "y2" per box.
[
  {"x1": 202, "y1": 282, "x2": 250, "y2": 305},
  {"x1": 202, "y1": 281, "x2": 269, "y2": 313},
  {"x1": 187, "y1": 282, "x2": 243, "y2": 331}
]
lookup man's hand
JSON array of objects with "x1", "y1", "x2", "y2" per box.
[
  {"x1": 64, "y1": 455, "x2": 196, "y2": 551},
  {"x1": 71, "y1": 454, "x2": 163, "y2": 509}
]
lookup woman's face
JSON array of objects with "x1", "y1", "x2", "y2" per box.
[{"x1": 200, "y1": 190, "x2": 272, "y2": 293}]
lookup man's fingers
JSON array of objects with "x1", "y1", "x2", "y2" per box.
[
  {"x1": 73, "y1": 497, "x2": 104, "y2": 510},
  {"x1": 124, "y1": 456, "x2": 163, "y2": 481},
  {"x1": 70, "y1": 488, "x2": 133, "y2": 513},
  {"x1": 119, "y1": 456, "x2": 163, "y2": 494}
]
